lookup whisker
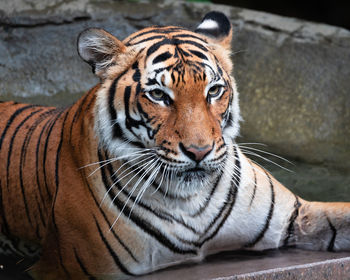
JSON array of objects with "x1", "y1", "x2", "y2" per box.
[
  {"x1": 237, "y1": 142, "x2": 267, "y2": 147},
  {"x1": 240, "y1": 149, "x2": 293, "y2": 173},
  {"x1": 151, "y1": 162, "x2": 166, "y2": 195},
  {"x1": 131, "y1": 161, "x2": 162, "y2": 217},
  {"x1": 87, "y1": 147, "x2": 158, "y2": 177},
  {"x1": 105, "y1": 156, "x2": 156, "y2": 208},
  {"x1": 100, "y1": 155, "x2": 156, "y2": 207},
  {"x1": 109, "y1": 158, "x2": 159, "y2": 230},
  {"x1": 238, "y1": 145, "x2": 293, "y2": 165},
  {"x1": 111, "y1": 152, "x2": 155, "y2": 179}
]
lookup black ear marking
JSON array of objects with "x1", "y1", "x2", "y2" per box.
[{"x1": 195, "y1": 11, "x2": 231, "y2": 39}]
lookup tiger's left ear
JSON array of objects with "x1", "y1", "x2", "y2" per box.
[
  {"x1": 77, "y1": 28, "x2": 126, "y2": 78},
  {"x1": 195, "y1": 11, "x2": 232, "y2": 50}
]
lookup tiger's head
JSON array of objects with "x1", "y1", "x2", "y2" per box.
[{"x1": 78, "y1": 12, "x2": 240, "y2": 196}]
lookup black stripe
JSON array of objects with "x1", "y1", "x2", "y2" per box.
[
  {"x1": 245, "y1": 171, "x2": 275, "y2": 248},
  {"x1": 49, "y1": 111, "x2": 71, "y2": 279},
  {"x1": 191, "y1": 171, "x2": 223, "y2": 217},
  {"x1": 132, "y1": 61, "x2": 141, "y2": 82},
  {"x1": 131, "y1": 35, "x2": 165, "y2": 46},
  {"x1": 91, "y1": 151, "x2": 140, "y2": 261},
  {"x1": 42, "y1": 110, "x2": 65, "y2": 199},
  {"x1": 216, "y1": 142, "x2": 226, "y2": 153},
  {"x1": 153, "y1": 51, "x2": 173, "y2": 64},
  {"x1": 198, "y1": 147, "x2": 241, "y2": 244},
  {"x1": 18, "y1": 109, "x2": 55, "y2": 227},
  {"x1": 283, "y1": 196, "x2": 301, "y2": 247},
  {"x1": 102, "y1": 151, "x2": 176, "y2": 225},
  {"x1": 0, "y1": 104, "x2": 35, "y2": 150},
  {"x1": 94, "y1": 217, "x2": 135, "y2": 276},
  {"x1": 69, "y1": 92, "x2": 91, "y2": 142},
  {"x1": 55, "y1": 111, "x2": 69, "y2": 188},
  {"x1": 179, "y1": 147, "x2": 241, "y2": 247},
  {"x1": 74, "y1": 247, "x2": 97, "y2": 279},
  {"x1": 126, "y1": 27, "x2": 186, "y2": 44},
  {"x1": 6, "y1": 108, "x2": 43, "y2": 226},
  {"x1": 327, "y1": 217, "x2": 337, "y2": 252},
  {"x1": 98, "y1": 152, "x2": 197, "y2": 255},
  {"x1": 188, "y1": 49, "x2": 208, "y2": 60},
  {"x1": 173, "y1": 33, "x2": 208, "y2": 43},
  {"x1": 83, "y1": 172, "x2": 139, "y2": 262},
  {"x1": 207, "y1": 150, "x2": 227, "y2": 164},
  {"x1": 146, "y1": 38, "x2": 172, "y2": 58},
  {"x1": 249, "y1": 164, "x2": 257, "y2": 207},
  {"x1": 114, "y1": 170, "x2": 200, "y2": 234},
  {"x1": 21, "y1": 108, "x2": 56, "y2": 165},
  {"x1": 124, "y1": 86, "x2": 147, "y2": 138},
  {"x1": 110, "y1": 194, "x2": 197, "y2": 254},
  {"x1": 174, "y1": 39, "x2": 208, "y2": 52},
  {"x1": 108, "y1": 70, "x2": 127, "y2": 138},
  {"x1": 35, "y1": 110, "x2": 58, "y2": 205}
]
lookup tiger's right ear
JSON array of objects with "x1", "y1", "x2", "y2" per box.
[
  {"x1": 195, "y1": 11, "x2": 232, "y2": 51},
  {"x1": 77, "y1": 28, "x2": 126, "y2": 77}
]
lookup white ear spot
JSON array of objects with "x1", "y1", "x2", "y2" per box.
[{"x1": 197, "y1": 19, "x2": 219, "y2": 30}]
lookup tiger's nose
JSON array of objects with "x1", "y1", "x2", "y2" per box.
[{"x1": 179, "y1": 142, "x2": 213, "y2": 163}]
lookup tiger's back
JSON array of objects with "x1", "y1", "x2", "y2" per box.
[
  {"x1": 0, "y1": 89, "x2": 98, "y2": 257},
  {"x1": 0, "y1": 101, "x2": 62, "y2": 255}
]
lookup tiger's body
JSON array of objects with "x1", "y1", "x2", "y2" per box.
[{"x1": 0, "y1": 12, "x2": 349, "y2": 279}]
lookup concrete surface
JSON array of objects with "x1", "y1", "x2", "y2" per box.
[{"x1": 137, "y1": 249, "x2": 350, "y2": 280}]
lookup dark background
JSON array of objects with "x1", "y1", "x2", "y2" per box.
[{"x1": 212, "y1": 0, "x2": 350, "y2": 30}]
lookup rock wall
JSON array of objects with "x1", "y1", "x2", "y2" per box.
[{"x1": 1, "y1": 0, "x2": 349, "y2": 169}]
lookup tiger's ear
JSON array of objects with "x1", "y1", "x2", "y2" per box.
[
  {"x1": 77, "y1": 28, "x2": 126, "y2": 77},
  {"x1": 195, "y1": 11, "x2": 232, "y2": 50}
]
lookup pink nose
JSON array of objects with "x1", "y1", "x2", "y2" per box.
[{"x1": 179, "y1": 143, "x2": 213, "y2": 163}]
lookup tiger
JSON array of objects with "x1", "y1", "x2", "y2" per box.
[{"x1": 0, "y1": 11, "x2": 349, "y2": 280}]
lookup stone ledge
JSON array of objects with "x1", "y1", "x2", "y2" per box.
[
  {"x1": 137, "y1": 249, "x2": 350, "y2": 280},
  {"x1": 234, "y1": 257, "x2": 350, "y2": 280}
]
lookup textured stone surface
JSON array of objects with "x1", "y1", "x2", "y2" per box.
[
  {"x1": 1, "y1": 0, "x2": 349, "y2": 169},
  {"x1": 137, "y1": 249, "x2": 350, "y2": 280}
]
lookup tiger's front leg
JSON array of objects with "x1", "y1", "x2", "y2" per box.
[
  {"x1": 215, "y1": 150, "x2": 350, "y2": 254},
  {"x1": 293, "y1": 201, "x2": 350, "y2": 251}
]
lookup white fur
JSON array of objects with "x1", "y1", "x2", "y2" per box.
[{"x1": 197, "y1": 19, "x2": 219, "y2": 30}]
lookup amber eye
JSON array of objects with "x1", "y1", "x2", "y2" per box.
[
  {"x1": 207, "y1": 85, "x2": 223, "y2": 98},
  {"x1": 149, "y1": 89, "x2": 165, "y2": 101}
]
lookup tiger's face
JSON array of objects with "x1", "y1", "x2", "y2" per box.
[{"x1": 78, "y1": 12, "x2": 240, "y2": 194}]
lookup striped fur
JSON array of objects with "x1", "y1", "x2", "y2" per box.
[{"x1": 0, "y1": 12, "x2": 349, "y2": 280}]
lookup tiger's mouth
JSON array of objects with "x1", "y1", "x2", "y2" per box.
[{"x1": 177, "y1": 167, "x2": 211, "y2": 182}]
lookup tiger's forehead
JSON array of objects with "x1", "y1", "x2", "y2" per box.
[{"x1": 124, "y1": 26, "x2": 224, "y2": 88}]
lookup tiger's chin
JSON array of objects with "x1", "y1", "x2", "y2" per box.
[{"x1": 165, "y1": 167, "x2": 220, "y2": 198}]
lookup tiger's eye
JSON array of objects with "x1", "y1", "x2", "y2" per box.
[
  {"x1": 207, "y1": 85, "x2": 222, "y2": 98},
  {"x1": 149, "y1": 89, "x2": 165, "y2": 100}
]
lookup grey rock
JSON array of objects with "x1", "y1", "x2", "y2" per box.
[{"x1": 0, "y1": 0, "x2": 349, "y2": 170}]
